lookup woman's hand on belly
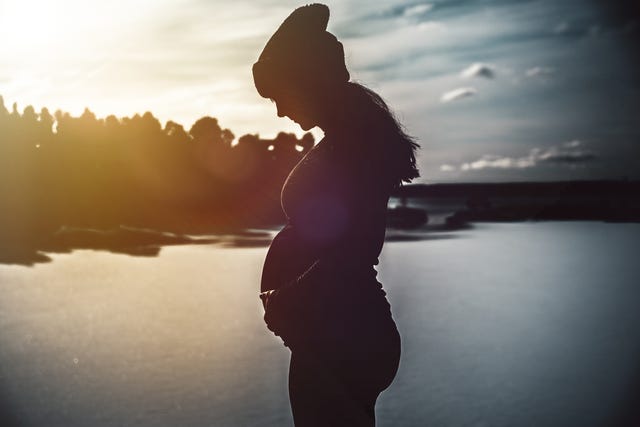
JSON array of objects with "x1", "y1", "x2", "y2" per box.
[
  {"x1": 259, "y1": 282, "x2": 303, "y2": 347},
  {"x1": 259, "y1": 289, "x2": 275, "y2": 310}
]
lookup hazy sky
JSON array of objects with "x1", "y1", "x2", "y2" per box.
[{"x1": 1, "y1": 0, "x2": 638, "y2": 183}]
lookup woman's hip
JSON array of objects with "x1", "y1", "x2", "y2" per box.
[{"x1": 295, "y1": 307, "x2": 401, "y2": 389}]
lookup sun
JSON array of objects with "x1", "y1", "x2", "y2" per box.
[
  {"x1": 0, "y1": 0, "x2": 144, "y2": 59},
  {"x1": 0, "y1": 1, "x2": 71, "y2": 55}
]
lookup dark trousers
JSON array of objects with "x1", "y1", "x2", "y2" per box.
[{"x1": 288, "y1": 322, "x2": 401, "y2": 426}]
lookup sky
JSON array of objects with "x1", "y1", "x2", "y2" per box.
[{"x1": 1, "y1": 0, "x2": 639, "y2": 183}]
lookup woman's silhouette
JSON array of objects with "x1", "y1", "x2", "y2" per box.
[{"x1": 253, "y1": 4, "x2": 420, "y2": 426}]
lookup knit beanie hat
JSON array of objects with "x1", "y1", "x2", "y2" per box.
[{"x1": 252, "y1": 3, "x2": 350, "y2": 99}]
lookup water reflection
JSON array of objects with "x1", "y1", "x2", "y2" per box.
[
  {"x1": 0, "y1": 222, "x2": 471, "y2": 266},
  {"x1": 0, "y1": 223, "x2": 639, "y2": 426},
  {"x1": 0, "y1": 226, "x2": 272, "y2": 266}
]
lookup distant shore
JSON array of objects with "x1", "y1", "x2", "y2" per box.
[
  {"x1": 393, "y1": 180, "x2": 640, "y2": 225},
  {"x1": 2, "y1": 179, "x2": 639, "y2": 266}
]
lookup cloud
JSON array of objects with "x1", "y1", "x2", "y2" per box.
[
  {"x1": 440, "y1": 87, "x2": 477, "y2": 102},
  {"x1": 534, "y1": 140, "x2": 597, "y2": 164},
  {"x1": 563, "y1": 140, "x2": 581, "y2": 148},
  {"x1": 440, "y1": 164, "x2": 456, "y2": 172},
  {"x1": 553, "y1": 21, "x2": 570, "y2": 34},
  {"x1": 403, "y1": 3, "x2": 433, "y2": 17},
  {"x1": 588, "y1": 25, "x2": 601, "y2": 37},
  {"x1": 461, "y1": 155, "x2": 535, "y2": 171},
  {"x1": 525, "y1": 66, "x2": 555, "y2": 78},
  {"x1": 459, "y1": 140, "x2": 597, "y2": 171},
  {"x1": 417, "y1": 21, "x2": 446, "y2": 32},
  {"x1": 460, "y1": 62, "x2": 496, "y2": 79}
]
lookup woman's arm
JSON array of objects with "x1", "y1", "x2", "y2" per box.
[{"x1": 260, "y1": 258, "x2": 331, "y2": 347}]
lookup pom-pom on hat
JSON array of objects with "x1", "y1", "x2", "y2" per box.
[{"x1": 253, "y1": 3, "x2": 350, "y2": 99}]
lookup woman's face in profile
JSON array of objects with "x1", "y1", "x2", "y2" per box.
[{"x1": 272, "y1": 88, "x2": 317, "y2": 131}]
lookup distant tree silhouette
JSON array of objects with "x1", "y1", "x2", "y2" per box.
[
  {"x1": 164, "y1": 120, "x2": 189, "y2": 143},
  {"x1": 0, "y1": 96, "x2": 314, "y2": 252},
  {"x1": 0, "y1": 96, "x2": 7, "y2": 117}
]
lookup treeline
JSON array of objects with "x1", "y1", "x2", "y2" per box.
[{"x1": 0, "y1": 95, "x2": 314, "y2": 248}]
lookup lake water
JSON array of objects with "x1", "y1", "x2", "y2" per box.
[{"x1": 0, "y1": 222, "x2": 639, "y2": 426}]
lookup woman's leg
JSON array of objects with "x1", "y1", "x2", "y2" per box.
[
  {"x1": 286, "y1": 278, "x2": 402, "y2": 426},
  {"x1": 289, "y1": 350, "x2": 379, "y2": 427}
]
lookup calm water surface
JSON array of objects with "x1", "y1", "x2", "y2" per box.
[{"x1": 0, "y1": 222, "x2": 639, "y2": 426}]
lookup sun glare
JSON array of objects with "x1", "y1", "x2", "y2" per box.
[
  {"x1": 0, "y1": 0, "x2": 173, "y2": 116},
  {"x1": 0, "y1": 0, "x2": 158, "y2": 58},
  {"x1": 0, "y1": 1, "x2": 74, "y2": 54}
]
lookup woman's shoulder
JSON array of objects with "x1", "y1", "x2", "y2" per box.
[
  {"x1": 328, "y1": 127, "x2": 388, "y2": 175},
  {"x1": 287, "y1": 131, "x2": 388, "y2": 190}
]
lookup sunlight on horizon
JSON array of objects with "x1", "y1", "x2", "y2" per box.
[
  {"x1": 0, "y1": 0, "x2": 162, "y2": 58},
  {"x1": 0, "y1": 0, "x2": 160, "y2": 113},
  {"x1": 0, "y1": 0, "x2": 310, "y2": 141}
]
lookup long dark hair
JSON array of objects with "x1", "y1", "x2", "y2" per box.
[{"x1": 338, "y1": 82, "x2": 421, "y2": 190}]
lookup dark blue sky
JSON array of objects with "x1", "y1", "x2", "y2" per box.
[{"x1": 332, "y1": 0, "x2": 640, "y2": 182}]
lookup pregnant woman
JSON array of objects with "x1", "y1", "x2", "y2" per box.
[{"x1": 253, "y1": 4, "x2": 420, "y2": 426}]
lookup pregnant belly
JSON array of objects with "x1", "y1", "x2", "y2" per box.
[{"x1": 261, "y1": 223, "x2": 318, "y2": 292}]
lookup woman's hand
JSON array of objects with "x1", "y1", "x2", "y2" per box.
[
  {"x1": 259, "y1": 280, "x2": 301, "y2": 346},
  {"x1": 260, "y1": 289, "x2": 285, "y2": 335},
  {"x1": 259, "y1": 289, "x2": 276, "y2": 310}
]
